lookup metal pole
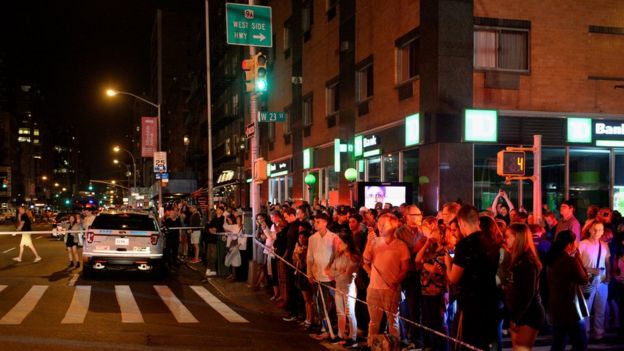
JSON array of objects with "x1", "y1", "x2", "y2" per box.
[
  {"x1": 533, "y1": 135, "x2": 542, "y2": 225},
  {"x1": 157, "y1": 9, "x2": 163, "y2": 218},
  {"x1": 249, "y1": 0, "x2": 259, "y2": 238},
  {"x1": 205, "y1": 0, "x2": 214, "y2": 219}
]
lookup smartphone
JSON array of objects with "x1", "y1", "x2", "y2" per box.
[{"x1": 447, "y1": 248, "x2": 455, "y2": 258}]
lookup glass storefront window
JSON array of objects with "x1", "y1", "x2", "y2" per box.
[
  {"x1": 475, "y1": 146, "x2": 565, "y2": 214},
  {"x1": 474, "y1": 145, "x2": 518, "y2": 212},
  {"x1": 383, "y1": 153, "x2": 399, "y2": 182},
  {"x1": 615, "y1": 149, "x2": 624, "y2": 214},
  {"x1": 403, "y1": 149, "x2": 420, "y2": 205},
  {"x1": 569, "y1": 148, "x2": 610, "y2": 223},
  {"x1": 268, "y1": 176, "x2": 293, "y2": 204},
  {"x1": 368, "y1": 157, "x2": 381, "y2": 182}
]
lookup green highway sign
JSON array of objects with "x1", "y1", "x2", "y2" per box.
[
  {"x1": 226, "y1": 3, "x2": 273, "y2": 48},
  {"x1": 258, "y1": 111, "x2": 287, "y2": 122}
]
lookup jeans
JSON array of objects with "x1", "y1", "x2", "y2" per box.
[
  {"x1": 586, "y1": 281, "x2": 608, "y2": 338},
  {"x1": 367, "y1": 288, "x2": 401, "y2": 346},
  {"x1": 551, "y1": 319, "x2": 588, "y2": 351},
  {"x1": 401, "y1": 272, "x2": 422, "y2": 343},
  {"x1": 421, "y1": 295, "x2": 448, "y2": 351}
]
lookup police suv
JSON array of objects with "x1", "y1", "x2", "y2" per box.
[{"x1": 82, "y1": 210, "x2": 164, "y2": 277}]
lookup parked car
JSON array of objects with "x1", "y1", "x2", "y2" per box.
[{"x1": 82, "y1": 210, "x2": 164, "y2": 278}]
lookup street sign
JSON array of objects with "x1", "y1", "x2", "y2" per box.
[
  {"x1": 226, "y1": 3, "x2": 273, "y2": 47},
  {"x1": 246, "y1": 123, "x2": 255, "y2": 138},
  {"x1": 153, "y1": 151, "x2": 167, "y2": 173},
  {"x1": 161, "y1": 172, "x2": 169, "y2": 180},
  {"x1": 155, "y1": 173, "x2": 161, "y2": 180},
  {"x1": 258, "y1": 111, "x2": 286, "y2": 122}
]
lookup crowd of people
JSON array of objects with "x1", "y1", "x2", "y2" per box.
[{"x1": 242, "y1": 195, "x2": 624, "y2": 351}]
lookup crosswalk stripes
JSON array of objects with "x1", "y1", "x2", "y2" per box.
[
  {"x1": 0, "y1": 284, "x2": 249, "y2": 325},
  {"x1": 190, "y1": 285, "x2": 249, "y2": 323},
  {"x1": 153, "y1": 285, "x2": 198, "y2": 323},
  {"x1": 115, "y1": 285, "x2": 144, "y2": 323},
  {"x1": 0, "y1": 285, "x2": 48, "y2": 325},
  {"x1": 61, "y1": 285, "x2": 91, "y2": 324}
]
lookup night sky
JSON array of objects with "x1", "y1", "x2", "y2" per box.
[{"x1": 1, "y1": 1, "x2": 157, "y2": 177}]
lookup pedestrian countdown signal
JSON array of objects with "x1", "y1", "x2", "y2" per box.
[{"x1": 497, "y1": 151, "x2": 526, "y2": 176}]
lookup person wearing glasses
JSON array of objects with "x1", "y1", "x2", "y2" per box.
[{"x1": 395, "y1": 205, "x2": 426, "y2": 348}]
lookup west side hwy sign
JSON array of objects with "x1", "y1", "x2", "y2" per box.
[{"x1": 226, "y1": 3, "x2": 273, "y2": 48}]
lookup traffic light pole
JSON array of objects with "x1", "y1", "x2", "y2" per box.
[{"x1": 249, "y1": 43, "x2": 259, "y2": 237}]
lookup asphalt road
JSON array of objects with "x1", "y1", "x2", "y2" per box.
[{"x1": 0, "y1": 223, "x2": 327, "y2": 351}]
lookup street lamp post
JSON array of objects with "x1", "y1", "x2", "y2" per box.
[
  {"x1": 106, "y1": 89, "x2": 162, "y2": 213},
  {"x1": 114, "y1": 146, "x2": 137, "y2": 188}
]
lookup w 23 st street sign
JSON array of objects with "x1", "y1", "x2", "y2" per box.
[{"x1": 226, "y1": 3, "x2": 273, "y2": 47}]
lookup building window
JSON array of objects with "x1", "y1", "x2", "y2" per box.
[
  {"x1": 397, "y1": 38, "x2": 419, "y2": 84},
  {"x1": 474, "y1": 28, "x2": 528, "y2": 72},
  {"x1": 18, "y1": 128, "x2": 30, "y2": 135},
  {"x1": 357, "y1": 63, "x2": 373, "y2": 102},
  {"x1": 33, "y1": 139, "x2": 39, "y2": 144},
  {"x1": 33, "y1": 129, "x2": 39, "y2": 136},
  {"x1": 302, "y1": 0, "x2": 314, "y2": 40},
  {"x1": 232, "y1": 94, "x2": 239, "y2": 115},
  {"x1": 326, "y1": 82, "x2": 339, "y2": 118},
  {"x1": 326, "y1": 0, "x2": 338, "y2": 21},
  {"x1": 283, "y1": 18, "x2": 291, "y2": 55},
  {"x1": 284, "y1": 105, "x2": 292, "y2": 135},
  {"x1": 268, "y1": 122, "x2": 275, "y2": 142},
  {"x1": 303, "y1": 94, "x2": 313, "y2": 127},
  {"x1": 17, "y1": 137, "x2": 31, "y2": 143}
]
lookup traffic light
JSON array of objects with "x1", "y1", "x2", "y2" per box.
[
  {"x1": 497, "y1": 151, "x2": 526, "y2": 176},
  {"x1": 254, "y1": 157, "x2": 268, "y2": 182},
  {"x1": 88, "y1": 184, "x2": 94, "y2": 191},
  {"x1": 253, "y1": 53, "x2": 268, "y2": 93},
  {"x1": 242, "y1": 57, "x2": 255, "y2": 93}
]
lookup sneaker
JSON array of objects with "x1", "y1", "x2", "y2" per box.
[
  {"x1": 34, "y1": 257, "x2": 42, "y2": 263},
  {"x1": 343, "y1": 339, "x2": 358, "y2": 348},
  {"x1": 205, "y1": 269, "x2": 217, "y2": 277},
  {"x1": 282, "y1": 315, "x2": 297, "y2": 322},
  {"x1": 189, "y1": 258, "x2": 201, "y2": 263},
  {"x1": 12, "y1": 257, "x2": 21, "y2": 262},
  {"x1": 330, "y1": 337, "x2": 345, "y2": 345}
]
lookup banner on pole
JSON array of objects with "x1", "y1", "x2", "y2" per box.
[{"x1": 141, "y1": 117, "x2": 158, "y2": 157}]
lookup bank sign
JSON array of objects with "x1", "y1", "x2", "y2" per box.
[
  {"x1": 268, "y1": 159, "x2": 291, "y2": 177},
  {"x1": 567, "y1": 117, "x2": 624, "y2": 147}
]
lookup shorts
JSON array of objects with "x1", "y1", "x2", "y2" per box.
[
  {"x1": 20, "y1": 233, "x2": 33, "y2": 248},
  {"x1": 65, "y1": 234, "x2": 77, "y2": 248},
  {"x1": 190, "y1": 231, "x2": 201, "y2": 244}
]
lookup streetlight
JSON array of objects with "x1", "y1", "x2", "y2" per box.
[
  {"x1": 106, "y1": 88, "x2": 162, "y2": 212},
  {"x1": 113, "y1": 159, "x2": 119, "y2": 165},
  {"x1": 113, "y1": 145, "x2": 137, "y2": 189},
  {"x1": 41, "y1": 176, "x2": 48, "y2": 181}
]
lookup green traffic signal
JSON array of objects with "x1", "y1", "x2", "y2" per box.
[
  {"x1": 255, "y1": 78, "x2": 267, "y2": 92},
  {"x1": 88, "y1": 184, "x2": 94, "y2": 191},
  {"x1": 64, "y1": 199, "x2": 70, "y2": 205},
  {"x1": 1, "y1": 184, "x2": 6, "y2": 189}
]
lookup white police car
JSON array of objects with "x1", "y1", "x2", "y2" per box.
[{"x1": 82, "y1": 210, "x2": 164, "y2": 277}]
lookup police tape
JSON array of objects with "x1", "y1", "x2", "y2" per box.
[
  {"x1": 202, "y1": 230, "x2": 482, "y2": 351},
  {"x1": 0, "y1": 230, "x2": 85, "y2": 236}
]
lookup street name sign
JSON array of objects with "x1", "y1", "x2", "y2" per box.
[
  {"x1": 226, "y1": 3, "x2": 273, "y2": 47},
  {"x1": 258, "y1": 111, "x2": 286, "y2": 122}
]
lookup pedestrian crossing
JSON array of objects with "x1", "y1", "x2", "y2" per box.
[{"x1": 0, "y1": 284, "x2": 249, "y2": 325}]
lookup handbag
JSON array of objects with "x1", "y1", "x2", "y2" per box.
[{"x1": 370, "y1": 332, "x2": 400, "y2": 351}]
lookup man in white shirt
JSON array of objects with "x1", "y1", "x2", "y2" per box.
[
  {"x1": 363, "y1": 213, "x2": 410, "y2": 347},
  {"x1": 307, "y1": 212, "x2": 338, "y2": 339}
]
